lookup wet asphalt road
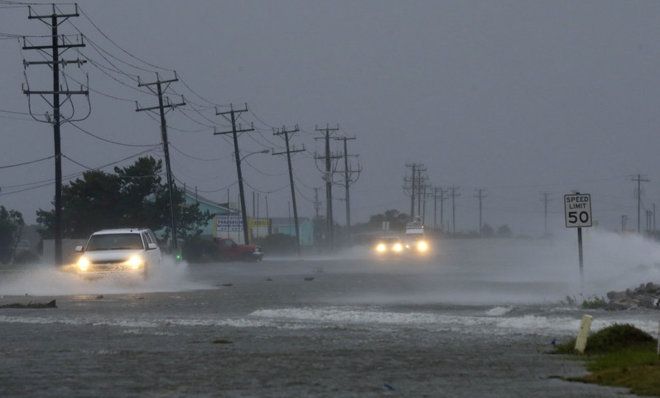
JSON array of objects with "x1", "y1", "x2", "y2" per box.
[{"x1": 0, "y1": 238, "x2": 657, "y2": 397}]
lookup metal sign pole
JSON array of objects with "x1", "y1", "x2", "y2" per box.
[
  {"x1": 578, "y1": 226, "x2": 584, "y2": 292},
  {"x1": 564, "y1": 192, "x2": 592, "y2": 296}
]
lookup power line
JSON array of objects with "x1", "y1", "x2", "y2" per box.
[
  {"x1": 0, "y1": 180, "x2": 53, "y2": 197},
  {"x1": 69, "y1": 121, "x2": 160, "y2": 147},
  {"x1": 0, "y1": 154, "x2": 53, "y2": 169},
  {"x1": 249, "y1": 109, "x2": 278, "y2": 129},
  {"x1": 63, "y1": 148, "x2": 158, "y2": 171},
  {"x1": 0, "y1": 148, "x2": 157, "y2": 195},
  {"x1": 244, "y1": 180, "x2": 288, "y2": 194},
  {"x1": 173, "y1": 175, "x2": 238, "y2": 194},
  {"x1": 243, "y1": 157, "x2": 285, "y2": 177},
  {"x1": 169, "y1": 143, "x2": 229, "y2": 162},
  {"x1": 77, "y1": 6, "x2": 171, "y2": 72},
  {"x1": 70, "y1": 8, "x2": 234, "y2": 118},
  {"x1": 0, "y1": 108, "x2": 30, "y2": 115}
]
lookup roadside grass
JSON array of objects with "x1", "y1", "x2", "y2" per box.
[
  {"x1": 580, "y1": 295, "x2": 608, "y2": 309},
  {"x1": 554, "y1": 324, "x2": 660, "y2": 396}
]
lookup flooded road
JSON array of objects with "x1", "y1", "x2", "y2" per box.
[{"x1": 1, "y1": 234, "x2": 657, "y2": 397}]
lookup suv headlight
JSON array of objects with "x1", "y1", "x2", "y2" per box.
[
  {"x1": 127, "y1": 255, "x2": 144, "y2": 270},
  {"x1": 416, "y1": 240, "x2": 429, "y2": 253},
  {"x1": 77, "y1": 256, "x2": 90, "y2": 272}
]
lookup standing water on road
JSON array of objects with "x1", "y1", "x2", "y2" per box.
[{"x1": 1, "y1": 232, "x2": 658, "y2": 397}]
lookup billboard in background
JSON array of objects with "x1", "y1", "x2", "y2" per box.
[
  {"x1": 215, "y1": 214, "x2": 244, "y2": 244},
  {"x1": 215, "y1": 215, "x2": 271, "y2": 244},
  {"x1": 249, "y1": 218, "x2": 270, "y2": 240}
]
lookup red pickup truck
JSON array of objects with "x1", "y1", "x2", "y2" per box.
[{"x1": 213, "y1": 238, "x2": 264, "y2": 262}]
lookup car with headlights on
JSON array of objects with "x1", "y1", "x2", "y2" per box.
[
  {"x1": 373, "y1": 236, "x2": 406, "y2": 256},
  {"x1": 373, "y1": 234, "x2": 432, "y2": 258},
  {"x1": 71, "y1": 228, "x2": 161, "y2": 279}
]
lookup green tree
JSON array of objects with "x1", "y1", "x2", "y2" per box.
[
  {"x1": 37, "y1": 156, "x2": 211, "y2": 240},
  {"x1": 481, "y1": 223, "x2": 494, "y2": 237},
  {"x1": 0, "y1": 206, "x2": 24, "y2": 264},
  {"x1": 37, "y1": 170, "x2": 122, "y2": 238},
  {"x1": 496, "y1": 224, "x2": 513, "y2": 238},
  {"x1": 367, "y1": 209, "x2": 411, "y2": 231}
]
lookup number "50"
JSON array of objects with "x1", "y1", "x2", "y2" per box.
[{"x1": 568, "y1": 211, "x2": 589, "y2": 224}]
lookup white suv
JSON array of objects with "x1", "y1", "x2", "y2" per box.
[{"x1": 73, "y1": 228, "x2": 161, "y2": 279}]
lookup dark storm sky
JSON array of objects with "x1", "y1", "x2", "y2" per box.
[{"x1": 2, "y1": 0, "x2": 660, "y2": 235}]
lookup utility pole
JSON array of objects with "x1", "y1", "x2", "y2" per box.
[
  {"x1": 474, "y1": 188, "x2": 486, "y2": 235},
  {"x1": 621, "y1": 214, "x2": 628, "y2": 233},
  {"x1": 409, "y1": 164, "x2": 416, "y2": 218},
  {"x1": 631, "y1": 174, "x2": 650, "y2": 234},
  {"x1": 404, "y1": 163, "x2": 421, "y2": 218},
  {"x1": 252, "y1": 191, "x2": 256, "y2": 218},
  {"x1": 422, "y1": 184, "x2": 429, "y2": 226},
  {"x1": 273, "y1": 125, "x2": 305, "y2": 254},
  {"x1": 417, "y1": 168, "x2": 424, "y2": 218},
  {"x1": 315, "y1": 124, "x2": 340, "y2": 249},
  {"x1": 541, "y1": 192, "x2": 550, "y2": 236},
  {"x1": 215, "y1": 104, "x2": 255, "y2": 245},
  {"x1": 334, "y1": 136, "x2": 360, "y2": 238},
  {"x1": 313, "y1": 187, "x2": 321, "y2": 218},
  {"x1": 136, "y1": 72, "x2": 185, "y2": 251},
  {"x1": 433, "y1": 187, "x2": 440, "y2": 229},
  {"x1": 439, "y1": 187, "x2": 447, "y2": 231},
  {"x1": 651, "y1": 203, "x2": 656, "y2": 235},
  {"x1": 450, "y1": 185, "x2": 460, "y2": 235},
  {"x1": 22, "y1": 4, "x2": 89, "y2": 266},
  {"x1": 265, "y1": 194, "x2": 270, "y2": 234}
]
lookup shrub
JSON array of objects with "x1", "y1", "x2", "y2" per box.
[
  {"x1": 581, "y1": 296, "x2": 608, "y2": 309},
  {"x1": 254, "y1": 233, "x2": 297, "y2": 254},
  {"x1": 182, "y1": 236, "x2": 219, "y2": 263},
  {"x1": 13, "y1": 250, "x2": 40, "y2": 265},
  {"x1": 555, "y1": 323, "x2": 656, "y2": 354}
]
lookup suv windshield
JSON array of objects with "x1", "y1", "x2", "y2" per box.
[{"x1": 86, "y1": 233, "x2": 144, "y2": 251}]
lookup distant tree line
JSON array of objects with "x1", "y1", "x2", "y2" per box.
[
  {"x1": 0, "y1": 206, "x2": 24, "y2": 264},
  {"x1": 350, "y1": 209, "x2": 514, "y2": 238}
]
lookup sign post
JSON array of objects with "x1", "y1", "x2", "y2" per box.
[{"x1": 564, "y1": 193, "x2": 592, "y2": 290}]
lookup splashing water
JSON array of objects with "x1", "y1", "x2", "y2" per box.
[{"x1": 0, "y1": 256, "x2": 210, "y2": 296}]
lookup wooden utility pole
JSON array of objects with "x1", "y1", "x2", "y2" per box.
[
  {"x1": 334, "y1": 136, "x2": 361, "y2": 238},
  {"x1": 541, "y1": 192, "x2": 550, "y2": 235},
  {"x1": 450, "y1": 185, "x2": 460, "y2": 235},
  {"x1": 136, "y1": 72, "x2": 185, "y2": 251},
  {"x1": 474, "y1": 188, "x2": 487, "y2": 235},
  {"x1": 621, "y1": 214, "x2": 627, "y2": 233},
  {"x1": 215, "y1": 104, "x2": 255, "y2": 245},
  {"x1": 313, "y1": 187, "x2": 321, "y2": 218},
  {"x1": 631, "y1": 174, "x2": 650, "y2": 234},
  {"x1": 406, "y1": 163, "x2": 417, "y2": 217},
  {"x1": 314, "y1": 124, "x2": 340, "y2": 249},
  {"x1": 273, "y1": 125, "x2": 305, "y2": 254},
  {"x1": 22, "y1": 4, "x2": 89, "y2": 265}
]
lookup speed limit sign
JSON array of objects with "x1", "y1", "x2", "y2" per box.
[{"x1": 564, "y1": 193, "x2": 592, "y2": 228}]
